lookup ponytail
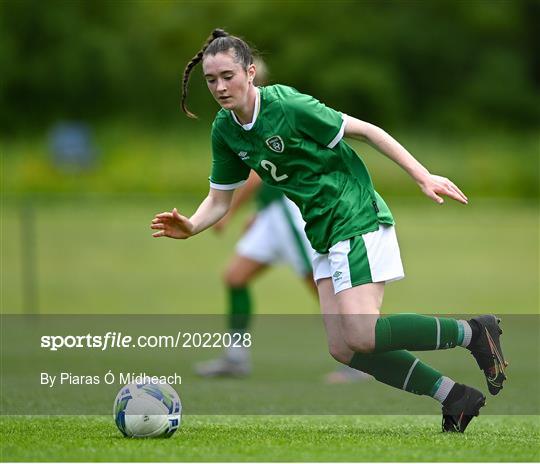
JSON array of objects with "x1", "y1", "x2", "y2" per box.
[{"x1": 181, "y1": 29, "x2": 229, "y2": 119}]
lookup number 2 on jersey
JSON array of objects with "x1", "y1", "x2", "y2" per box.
[{"x1": 261, "y1": 160, "x2": 288, "y2": 182}]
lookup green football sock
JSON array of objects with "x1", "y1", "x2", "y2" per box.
[
  {"x1": 228, "y1": 287, "x2": 252, "y2": 332},
  {"x1": 374, "y1": 314, "x2": 465, "y2": 353},
  {"x1": 349, "y1": 350, "x2": 442, "y2": 396}
]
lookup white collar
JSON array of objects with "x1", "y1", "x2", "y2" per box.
[{"x1": 231, "y1": 87, "x2": 260, "y2": 131}]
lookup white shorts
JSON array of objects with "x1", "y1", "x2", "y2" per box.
[
  {"x1": 312, "y1": 224, "x2": 405, "y2": 294},
  {"x1": 236, "y1": 197, "x2": 314, "y2": 276}
]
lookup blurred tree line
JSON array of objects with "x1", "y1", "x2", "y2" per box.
[{"x1": 1, "y1": 0, "x2": 539, "y2": 133}]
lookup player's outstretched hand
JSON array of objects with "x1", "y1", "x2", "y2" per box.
[
  {"x1": 418, "y1": 174, "x2": 468, "y2": 205},
  {"x1": 151, "y1": 208, "x2": 194, "y2": 239}
]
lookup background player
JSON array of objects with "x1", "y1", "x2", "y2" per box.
[{"x1": 195, "y1": 170, "x2": 314, "y2": 376}]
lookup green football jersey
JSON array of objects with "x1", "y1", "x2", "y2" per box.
[{"x1": 209, "y1": 84, "x2": 394, "y2": 253}]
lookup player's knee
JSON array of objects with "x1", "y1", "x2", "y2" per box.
[
  {"x1": 223, "y1": 268, "x2": 246, "y2": 287},
  {"x1": 344, "y1": 336, "x2": 375, "y2": 354},
  {"x1": 328, "y1": 344, "x2": 352, "y2": 364}
]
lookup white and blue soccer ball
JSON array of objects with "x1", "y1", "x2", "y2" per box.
[{"x1": 113, "y1": 381, "x2": 182, "y2": 438}]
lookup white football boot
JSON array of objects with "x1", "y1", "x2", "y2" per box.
[{"x1": 195, "y1": 346, "x2": 252, "y2": 378}]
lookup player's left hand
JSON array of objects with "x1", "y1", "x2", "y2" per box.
[
  {"x1": 418, "y1": 174, "x2": 468, "y2": 205},
  {"x1": 150, "y1": 208, "x2": 194, "y2": 239}
]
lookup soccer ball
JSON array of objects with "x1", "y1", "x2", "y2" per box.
[{"x1": 113, "y1": 381, "x2": 182, "y2": 438}]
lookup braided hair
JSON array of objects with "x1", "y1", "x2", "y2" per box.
[{"x1": 181, "y1": 29, "x2": 254, "y2": 119}]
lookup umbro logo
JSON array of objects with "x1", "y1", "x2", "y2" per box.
[
  {"x1": 265, "y1": 135, "x2": 284, "y2": 153},
  {"x1": 237, "y1": 151, "x2": 249, "y2": 160},
  {"x1": 332, "y1": 271, "x2": 343, "y2": 282}
]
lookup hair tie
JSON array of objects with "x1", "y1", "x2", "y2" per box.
[{"x1": 212, "y1": 28, "x2": 229, "y2": 39}]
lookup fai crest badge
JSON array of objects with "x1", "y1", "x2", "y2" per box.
[{"x1": 265, "y1": 136, "x2": 284, "y2": 153}]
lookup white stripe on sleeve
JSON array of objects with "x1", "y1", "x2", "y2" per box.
[
  {"x1": 209, "y1": 180, "x2": 247, "y2": 191},
  {"x1": 327, "y1": 114, "x2": 348, "y2": 149}
]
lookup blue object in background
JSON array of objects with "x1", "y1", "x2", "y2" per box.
[{"x1": 49, "y1": 122, "x2": 97, "y2": 173}]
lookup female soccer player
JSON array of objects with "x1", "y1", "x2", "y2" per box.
[{"x1": 151, "y1": 29, "x2": 507, "y2": 432}]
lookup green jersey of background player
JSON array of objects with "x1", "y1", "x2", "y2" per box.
[{"x1": 151, "y1": 29, "x2": 508, "y2": 433}]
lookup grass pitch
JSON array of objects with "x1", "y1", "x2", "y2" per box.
[
  {"x1": 1, "y1": 198, "x2": 538, "y2": 461},
  {"x1": 1, "y1": 415, "x2": 539, "y2": 462}
]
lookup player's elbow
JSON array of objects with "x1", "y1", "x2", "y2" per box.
[
  {"x1": 344, "y1": 116, "x2": 372, "y2": 142},
  {"x1": 209, "y1": 188, "x2": 234, "y2": 209}
]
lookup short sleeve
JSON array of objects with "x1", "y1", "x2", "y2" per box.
[
  {"x1": 281, "y1": 89, "x2": 347, "y2": 149},
  {"x1": 209, "y1": 124, "x2": 250, "y2": 190}
]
